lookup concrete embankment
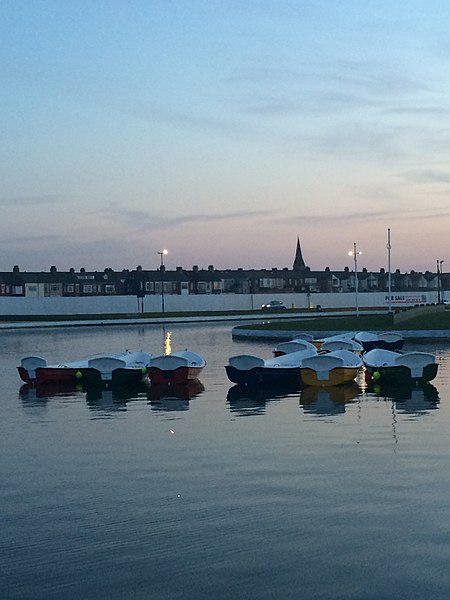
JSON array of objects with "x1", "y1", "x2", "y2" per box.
[
  {"x1": 0, "y1": 312, "x2": 292, "y2": 331},
  {"x1": 232, "y1": 327, "x2": 450, "y2": 342},
  {"x1": 0, "y1": 308, "x2": 380, "y2": 331}
]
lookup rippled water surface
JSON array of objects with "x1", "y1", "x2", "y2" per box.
[{"x1": 2, "y1": 323, "x2": 450, "y2": 599}]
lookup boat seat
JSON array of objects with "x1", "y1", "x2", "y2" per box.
[
  {"x1": 276, "y1": 340, "x2": 316, "y2": 354},
  {"x1": 321, "y1": 340, "x2": 354, "y2": 352},
  {"x1": 394, "y1": 352, "x2": 435, "y2": 378},
  {"x1": 20, "y1": 356, "x2": 48, "y2": 379},
  {"x1": 301, "y1": 354, "x2": 344, "y2": 380},
  {"x1": 87, "y1": 356, "x2": 127, "y2": 381},
  {"x1": 228, "y1": 355, "x2": 265, "y2": 370}
]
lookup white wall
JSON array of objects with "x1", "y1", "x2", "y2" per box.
[{"x1": 0, "y1": 291, "x2": 439, "y2": 315}]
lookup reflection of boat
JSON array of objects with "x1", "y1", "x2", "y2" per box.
[
  {"x1": 86, "y1": 383, "x2": 148, "y2": 413},
  {"x1": 367, "y1": 381, "x2": 439, "y2": 413},
  {"x1": 225, "y1": 347, "x2": 316, "y2": 386},
  {"x1": 19, "y1": 382, "x2": 85, "y2": 406},
  {"x1": 300, "y1": 383, "x2": 360, "y2": 414},
  {"x1": 18, "y1": 351, "x2": 152, "y2": 386},
  {"x1": 20, "y1": 380, "x2": 84, "y2": 398},
  {"x1": 227, "y1": 383, "x2": 301, "y2": 416},
  {"x1": 300, "y1": 350, "x2": 363, "y2": 387},
  {"x1": 147, "y1": 380, "x2": 205, "y2": 412},
  {"x1": 146, "y1": 350, "x2": 206, "y2": 385},
  {"x1": 148, "y1": 379, "x2": 205, "y2": 401},
  {"x1": 355, "y1": 331, "x2": 404, "y2": 352},
  {"x1": 19, "y1": 380, "x2": 147, "y2": 412},
  {"x1": 363, "y1": 348, "x2": 438, "y2": 384}
]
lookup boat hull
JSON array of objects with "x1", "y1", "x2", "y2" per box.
[
  {"x1": 365, "y1": 363, "x2": 438, "y2": 385},
  {"x1": 18, "y1": 351, "x2": 151, "y2": 387},
  {"x1": 363, "y1": 349, "x2": 438, "y2": 384},
  {"x1": 32, "y1": 367, "x2": 81, "y2": 385},
  {"x1": 225, "y1": 365, "x2": 302, "y2": 386},
  {"x1": 21, "y1": 366, "x2": 147, "y2": 387},
  {"x1": 147, "y1": 365, "x2": 204, "y2": 385},
  {"x1": 300, "y1": 367, "x2": 359, "y2": 387}
]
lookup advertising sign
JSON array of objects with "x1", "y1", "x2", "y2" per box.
[{"x1": 384, "y1": 294, "x2": 427, "y2": 305}]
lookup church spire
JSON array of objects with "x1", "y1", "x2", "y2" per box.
[{"x1": 293, "y1": 237, "x2": 306, "y2": 270}]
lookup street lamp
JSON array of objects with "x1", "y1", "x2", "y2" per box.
[
  {"x1": 157, "y1": 249, "x2": 168, "y2": 313},
  {"x1": 387, "y1": 228, "x2": 392, "y2": 314},
  {"x1": 348, "y1": 242, "x2": 362, "y2": 317},
  {"x1": 437, "y1": 259, "x2": 444, "y2": 304}
]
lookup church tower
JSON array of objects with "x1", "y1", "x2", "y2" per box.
[{"x1": 293, "y1": 237, "x2": 306, "y2": 270}]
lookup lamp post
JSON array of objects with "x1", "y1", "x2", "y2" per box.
[
  {"x1": 387, "y1": 228, "x2": 392, "y2": 314},
  {"x1": 158, "y1": 249, "x2": 168, "y2": 313},
  {"x1": 437, "y1": 259, "x2": 444, "y2": 304},
  {"x1": 348, "y1": 242, "x2": 362, "y2": 317}
]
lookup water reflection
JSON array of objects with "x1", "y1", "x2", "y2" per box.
[
  {"x1": 19, "y1": 382, "x2": 85, "y2": 407},
  {"x1": 20, "y1": 381, "x2": 149, "y2": 415},
  {"x1": 299, "y1": 383, "x2": 360, "y2": 415},
  {"x1": 86, "y1": 383, "x2": 148, "y2": 414},
  {"x1": 19, "y1": 377, "x2": 206, "y2": 415},
  {"x1": 227, "y1": 383, "x2": 302, "y2": 416},
  {"x1": 148, "y1": 379, "x2": 205, "y2": 412},
  {"x1": 366, "y1": 381, "x2": 440, "y2": 415}
]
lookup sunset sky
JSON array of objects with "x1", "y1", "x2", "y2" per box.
[{"x1": 1, "y1": 1, "x2": 450, "y2": 273}]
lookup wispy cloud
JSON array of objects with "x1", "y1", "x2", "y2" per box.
[
  {"x1": 295, "y1": 123, "x2": 408, "y2": 162},
  {"x1": 0, "y1": 195, "x2": 61, "y2": 206},
  {"x1": 104, "y1": 206, "x2": 277, "y2": 231},
  {"x1": 280, "y1": 206, "x2": 450, "y2": 226},
  {"x1": 231, "y1": 58, "x2": 431, "y2": 119},
  {"x1": 399, "y1": 169, "x2": 450, "y2": 184}
]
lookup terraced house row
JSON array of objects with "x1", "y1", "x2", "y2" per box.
[{"x1": 0, "y1": 261, "x2": 447, "y2": 298}]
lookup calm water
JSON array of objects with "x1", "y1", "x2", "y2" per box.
[{"x1": 2, "y1": 323, "x2": 450, "y2": 600}]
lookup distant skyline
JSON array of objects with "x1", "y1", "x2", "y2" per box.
[{"x1": 1, "y1": 1, "x2": 449, "y2": 273}]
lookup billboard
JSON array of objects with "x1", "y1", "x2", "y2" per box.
[{"x1": 385, "y1": 294, "x2": 428, "y2": 305}]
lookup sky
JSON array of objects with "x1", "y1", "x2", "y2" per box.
[{"x1": 1, "y1": 0, "x2": 450, "y2": 274}]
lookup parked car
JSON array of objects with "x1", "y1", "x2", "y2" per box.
[{"x1": 261, "y1": 300, "x2": 287, "y2": 310}]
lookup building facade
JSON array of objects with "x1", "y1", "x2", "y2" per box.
[{"x1": 0, "y1": 239, "x2": 447, "y2": 299}]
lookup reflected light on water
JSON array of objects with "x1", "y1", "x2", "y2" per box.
[{"x1": 164, "y1": 329, "x2": 172, "y2": 355}]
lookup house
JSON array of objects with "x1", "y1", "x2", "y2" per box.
[
  {"x1": 189, "y1": 265, "x2": 223, "y2": 295},
  {"x1": 125, "y1": 265, "x2": 191, "y2": 296},
  {"x1": 14, "y1": 266, "x2": 79, "y2": 297},
  {"x1": 0, "y1": 269, "x2": 25, "y2": 296}
]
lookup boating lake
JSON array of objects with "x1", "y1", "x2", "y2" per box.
[{"x1": 2, "y1": 322, "x2": 450, "y2": 600}]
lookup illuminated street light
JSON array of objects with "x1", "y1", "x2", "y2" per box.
[
  {"x1": 157, "y1": 249, "x2": 168, "y2": 313},
  {"x1": 348, "y1": 242, "x2": 362, "y2": 317}
]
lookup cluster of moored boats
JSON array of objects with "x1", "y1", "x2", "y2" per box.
[
  {"x1": 18, "y1": 349, "x2": 206, "y2": 388},
  {"x1": 17, "y1": 330, "x2": 439, "y2": 393},
  {"x1": 225, "y1": 331, "x2": 439, "y2": 388}
]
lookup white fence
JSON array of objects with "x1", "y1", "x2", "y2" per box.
[{"x1": 0, "y1": 291, "x2": 444, "y2": 316}]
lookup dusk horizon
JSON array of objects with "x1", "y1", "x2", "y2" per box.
[{"x1": 1, "y1": 2, "x2": 449, "y2": 273}]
